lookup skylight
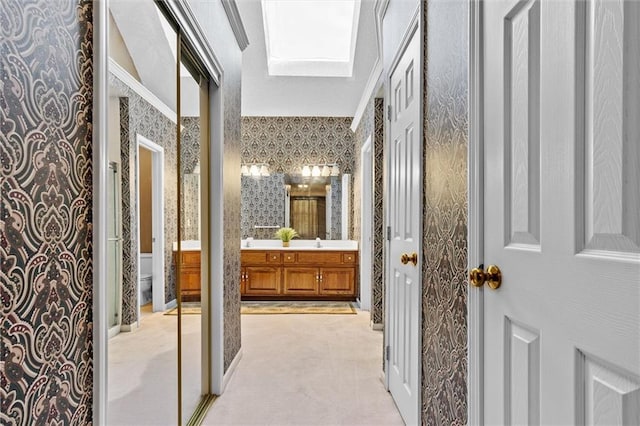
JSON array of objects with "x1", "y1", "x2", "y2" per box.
[{"x1": 261, "y1": 0, "x2": 361, "y2": 77}]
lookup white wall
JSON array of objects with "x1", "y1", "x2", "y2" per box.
[
  {"x1": 238, "y1": 0, "x2": 378, "y2": 117},
  {"x1": 383, "y1": 0, "x2": 420, "y2": 72}
]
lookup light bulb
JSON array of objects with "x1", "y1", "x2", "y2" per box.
[
  {"x1": 312, "y1": 165, "x2": 321, "y2": 177},
  {"x1": 241, "y1": 165, "x2": 250, "y2": 176},
  {"x1": 331, "y1": 164, "x2": 340, "y2": 176},
  {"x1": 250, "y1": 165, "x2": 260, "y2": 176},
  {"x1": 302, "y1": 165, "x2": 311, "y2": 177},
  {"x1": 321, "y1": 165, "x2": 330, "y2": 176},
  {"x1": 260, "y1": 164, "x2": 270, "y2": 176}
]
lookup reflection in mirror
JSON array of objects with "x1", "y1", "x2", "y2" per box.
[
  {"x1": 178, "y1": 48, "x2": 209, "y2": 423},
  {"x1": 241, "y1": 173, "x2": 343, "y2": 239},
  {"x1": 107, "y1": 0, "x2": 178, "y2": 424}
]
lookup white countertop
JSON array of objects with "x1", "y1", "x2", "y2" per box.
[
  {"x1": 173, "y1": 240, "x2": 358, "y2": 251},
  {"x1": 242, "y1": 239, "x2": 358, "y2": 251}
]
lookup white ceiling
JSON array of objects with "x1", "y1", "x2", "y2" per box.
[{"x1": 238, "y1": 0, "x2": 378, "y2": 117}]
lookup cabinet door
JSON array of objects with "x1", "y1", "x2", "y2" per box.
[
  {"x1": 319, "y1": 267, "x2": 355, "y2": 296},
  {"x1": 245, "y1": 266, "x2": 281, "y2": 295},
  {"x1": 283, "y1": 267, "x2": 319, "y2": 295},
  {"x1": 240, "y1": 267, "x2": 246, "y2": 295},
  {"x1": 180, "y1": 268, "x2": 201, "y2": 302}
]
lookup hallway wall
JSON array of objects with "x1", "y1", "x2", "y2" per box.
[
  {"x1": 110, "y1": 74, "x2": 181, "y2": 325},
  {"x1": 0, "y1": 1, "x2": 94, "y2": 423},
  {"x1": 421, "y1": 0, "x2": 469, "y2": 423},
  {"x1": 185, "y1": 0, "x2": 244, "y2": 373},
  {"x1": 352, "y1": 99, "x2": 385, "y2": 325}
]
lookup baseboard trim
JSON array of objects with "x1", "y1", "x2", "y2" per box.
[
  {"x1": 119, "y1": 321, "x2": 138, "y2": 333},
  {"x1": 165, "y1": 299, "x2": 177, "y2": 310},
  {"x1": 221, "y1": 348, "x2": 243, "y2": 393},
  {"x1": 371, "y1": 322, "x2": 383, "y2": 331}
]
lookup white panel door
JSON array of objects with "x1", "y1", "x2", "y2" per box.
[
  {"x1": 387, "y1": 28, "x2": 421, "y2": 426},
  {"x1": 481, "y1": 0, "x2": 640, "y2": 424}
]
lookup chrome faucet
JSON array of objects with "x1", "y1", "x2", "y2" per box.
[{"x1": 316, "y1": 237, "x2": 322, "y2": 248}]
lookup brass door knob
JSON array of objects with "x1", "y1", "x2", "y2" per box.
[
  {"x1": 469, "y1": 264, "x2": 502, "y2": 289},
  {"x1": 400, "y1": 252, "x2": 418, "y2": 266}
]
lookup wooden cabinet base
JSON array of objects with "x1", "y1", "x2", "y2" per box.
[
  {"x1": 241, "y1": 250, "x2": 358, "y2": 300},
  {"x1": 173, "y1": 250, "x2": 201, "y2": 302}
]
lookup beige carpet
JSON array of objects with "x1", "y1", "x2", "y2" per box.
[
  {"x1": 202, "y1": 311, "x2": 403, "y2": 425},
  {"x1": 241, "y1": 301, "x2": 356, "y2": 315},
  {"x1": 163, "y1": 305, "x2": 201, "y2": 315}
]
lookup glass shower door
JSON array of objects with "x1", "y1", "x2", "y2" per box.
[{"x1": 107, "y1": 162, "x2": 121, "y2": 331}]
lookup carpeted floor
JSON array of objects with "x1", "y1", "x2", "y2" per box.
[{"x1": 241, "y1": 301, "x2": 356, "y2": 314}]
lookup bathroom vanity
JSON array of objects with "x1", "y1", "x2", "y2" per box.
[{"x1": 241, "y1": 241, "x2": 358, "y2": 300}]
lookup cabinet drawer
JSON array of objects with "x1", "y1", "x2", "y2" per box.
[
  {"x1": 181, "y1": 251, "x2": 200, "y2": 265},
  {"x1": 241, "y1": 251, "x2": 282, "y2": 265},
  {"x1": 283, "y1": 252, "x2": 297, "y2": 263},
  {"x1": 297, "y1": 251, "x2": 342, "y2": 264},
  {"x1": 342, "y1": 252, "x2": 357, "y2": 264}
]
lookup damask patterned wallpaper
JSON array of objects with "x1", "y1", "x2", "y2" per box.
[
  {"x1": 421, "y1": 0, "x2": 469, "y2": 423},
  {"x1": 223, "y1": 53, "x2": 243, "y2": 373},
  {"x1": 0, "y1": 0, "x2": 94, "y2": 423},
  {"x1": 241, "y1": 116, "x2": 355, "y2": 176},
  {"x1": 351, "y1": 99, "x2": 385, "y2": 325},
  {"x1": 180, "y1": 117, "x2": 201, "y2": 241},
  {"x1": 241, "y1": 174, "x2": 285, "y2": 239},
  {"x1": 329, "y1": 176, "x2": 342, "y2": 239},
  {"x1": 373, "y1": 99, "x2": 385, "y2": 325},
  {"x1": 110, "y1": 74, "x2": 178, "y2": 326}
]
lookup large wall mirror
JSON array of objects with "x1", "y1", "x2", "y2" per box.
[
  {"x1": 241, "y1": 173, "x2": 345, "y2": 239},
  {"x1": 106, "y1": 1, "x2": 212, "y2": 424}
]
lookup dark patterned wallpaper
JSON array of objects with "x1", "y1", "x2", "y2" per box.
[
  {"x1": 241, "y1": 116, "x2": 355, "y2": 176},
  {"x1": 223, "y1": 54, "x2": 243, "y2": 373},
  {"x1": 241, "y1": 174, "x2": 285, "y2": 239},
  {"x1": 180, "y1": 117, "x2": 201, "y2": 241},
  {"x1": 422, "y1": 0, "x2": 469, "y2": 424},
  {"x1": 351, "y1": 99, "x2": 384, "y2": 325},
  {"x1": 373, "y1": 98, "x2": 385, "y2": 325},
  {"x1": 0, "y1": 0, "x2": 94, "y2": 423},
  {"x1": 110, "y1": 74, "x2": 178, "y2": 326}
]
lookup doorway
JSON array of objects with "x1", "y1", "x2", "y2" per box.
[
  {"x1": 359, "y1": 137, "x2": 373, "y2": 311},
  {"x1": 135, "y1": 135, "x2": 165, "y2": 314}
]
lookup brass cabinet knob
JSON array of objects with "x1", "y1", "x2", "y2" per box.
[
  {"x1": 469, "y1": 264, "x2": 502, "y2": 289},
  {"x1": 400, "y1": 252, "x2": 418, "y2": 266}
]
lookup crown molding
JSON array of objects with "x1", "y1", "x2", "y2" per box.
[
  {"x1": 221, "y1": 0, "x2": 250, "y2": 51},
  {"x1": 109, "y1": 58, "x2": 178, "y2": 124},
  {"x1": 350, "y1": 0, "x2": 388, "y2": 132}
]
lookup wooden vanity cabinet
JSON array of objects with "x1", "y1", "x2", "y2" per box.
[
  {"x1": 241, "y1": 249, "x2": 358, "y2": 300},
  {"x1": 174, "y1": 250, "x2": 201, "y2": 302}
]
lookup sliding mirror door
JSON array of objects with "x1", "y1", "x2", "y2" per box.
[
  {"x1": 107, "y1": 0, "x2": 179, "y2": 423},
  {"x1": 177, "y1": 40, "x2": 211, "y2": 424}
]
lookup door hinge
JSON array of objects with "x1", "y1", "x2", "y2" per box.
[
  {"x1": 387, "y1": 226, "x2": 391, "y2": 241},
  {"x1": 385, "y1": 345, "x2": 390, "y2": 361},
  {"x1": 387, "y1": 105, "x2": 392, "y2": 121}
]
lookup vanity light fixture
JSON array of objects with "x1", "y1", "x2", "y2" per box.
[
  {"x1": 299, "y1": 163, "x2": 341, "y2": 177},
  {"x1": 241, "y1": 163, "x2": 270, "y2": 177}
]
